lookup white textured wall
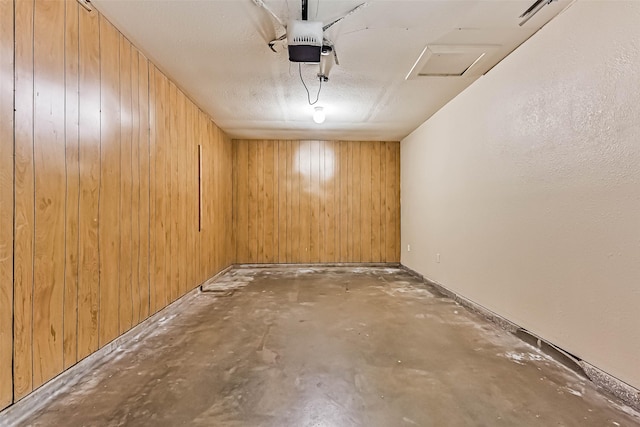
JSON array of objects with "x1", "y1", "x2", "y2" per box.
[{"x1": 401, "y1": 0, "x2": 640, "y2": 389}]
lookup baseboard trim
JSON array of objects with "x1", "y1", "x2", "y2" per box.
[
  {"x1": 231, "y1": 262, "x2": 401, "y2": 269},
  {"x1": 399, "y1": 264, "x2": 640, "y2": 412},
  {"x1": 0, "y1": 266, "x2": 232, "y2": 426}
]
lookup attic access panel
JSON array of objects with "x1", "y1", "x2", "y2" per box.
[{"x1": 406, "y1": 45, "x2": 499, "y2": 79}]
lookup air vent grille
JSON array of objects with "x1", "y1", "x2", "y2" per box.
[{"x1": 292, "y1": 36, "x2": 321, "y2": 44}]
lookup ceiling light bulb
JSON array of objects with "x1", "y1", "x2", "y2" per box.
[{"x1": 313, "y1": 106, "x2": 325, "y2": 124}]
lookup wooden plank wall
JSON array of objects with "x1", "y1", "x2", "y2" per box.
[
  {"x1": 0, "y1": 0, "x2": 14, "y2": 410},
  {"x1": 233, "y1": 140, "x2": 400, "y2": 264},
  {"x1": 2, "y1": 0, "x2": 233, "y2": 410}
]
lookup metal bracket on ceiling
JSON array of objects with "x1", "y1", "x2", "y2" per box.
[{"x1": 519, "y1": 0, "x2": 557, "y2": 26}]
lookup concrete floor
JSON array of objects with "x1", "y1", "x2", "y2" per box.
[{"x1": 12, "y1": 267, "x2": 640, "y2": 426}]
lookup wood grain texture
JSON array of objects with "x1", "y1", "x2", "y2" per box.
[
  {"x1": 4, "y1": 1, "x2": 233, "y2": 409},
  {"x1": 235, "y1": 140, "x2": 248, "y2": 262},
  {"x1": 162, "y1": 78, "x2": 172, "y2": 305},
  {"x1": 98, "y1": 16, "x2": 121, "y2": 347},
  {"x1": 177, "y1": 91, "x2": 186, "y2": 296},
  {"x1": 290, "y1": 141, "x2": 300, "y2": 261},
  {"x1": 77, "y1": 5, "x2": 101, "y2": 361},
  {"x1": 14, "y1": 0, "x2": 36, "y2": 400},
  {"x1": 32, "y1": 0, "x2": 66, "y2": 387},
  {"x1": 153, "y1": 70, "x2": 167, "y2": 312},
  {"x1": 277, "y1": 141, "x2": 287, "y2": 262},
  {"x1": 169, "y1": 85, "x2": 178, "y2": 298},
  {"x1": 138, "y1": 53, "x2": 150, "y2": 321},
  {"x1": 130, "y1": 46, "x2": 141, "y2": 326},
  {"x1": 203, "y1": 116, "x2": 209, "y2": 280},
  {"x1": 168, "y1": 82, "x2": 178, "y2": 303},
  {"x1": 0, "y1": 0, "x2": 14, "y2": 409},
  {"x1": 299, "y1": 141, "x2": 310, "y2": 263},
  {"x1": 233, "y1": 140, "x2": 400, "y2": 264},
  {"x1": 63, "y1": 0, "x2": 80, "y2": 371},
  {"x1": 371, "y1": 142, "x2": 381, "y2": 263},
  {"x1": 263, "y1": 141, "x2": 275, "y2": 263},
  {"x1": 148, "y1": 65, "x2": 157, "y2": 314},
  {"x1": 118, "y1": 35, "x2": 133, "y2": 335},
  {"x1": 339, "y1": 143, "x2": 349, "y2": 260}
]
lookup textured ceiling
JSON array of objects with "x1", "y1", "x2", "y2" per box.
[{"x1": 92, "y1": 0, "x2": 572, "y2": 141}]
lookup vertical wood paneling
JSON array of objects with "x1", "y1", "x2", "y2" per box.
[
  {"x1": 277, "y1": 141, "x2": 287, "y2": 262},
  {"x1": 319, "y1": 141, "x2": 328, "y2": 262},
  {"x1": 190, "y1": 106, "x2": 198, "y2": 286},
  {"x1": 284, "y1": 141, "x2": 293, "y2": 262},
  {"x1": 207, "y1": 119, "x2": 213, "y2": 274},
  {"x1": 148, "y1": 65, "x2": 157, "y2": 314},
  {"x1": 194, "y1": 111, "x2": 200, "y2": 281},
  {"x1": 379, "y1": 143, "x2": 387, "y2": 262},
  {"x1": 77, "y1": 6, "x2": 100, "y2": 361},
  {"x1": 339, "y1": 143, "x2": 349, "y2": 261},
  {"x1": 309, "y1": 141, "x2": 320, "y2": 262},
  {"x1": 248, "y1": 141, "x2": 257, "y2": 262},
  {"x1": 384, "y1": 142, "x2": 394, "y2": 262},
  {"x1": 130, "y1": 46, "x2": 141, "y2": 326},
  {"x1": 371, "y1": 142, "x2": 381, "y2": 262},
  {"x1": 233, "y1": 140, "x2": 400, "y2": 264},
  {"x1": 63, "y1": 0, "x2": 80, "y2": 371},
  {"x1": 346, "y1": 142, "x2": 355, "y2": 261},
  {"x1": 0, "y1": 0, "x2": 14, "y2": 408},
  {"x1": 323, "y1": 141, "x2": 337, "y2": 262},
  {"x1": 232, "y1": 137, "x2": 238, "y2": 260},
  {"x1": 207, "y1": 120, "x2": 215, "y2": 275},
  {"x1": 290, "y1": 141, "x2": 300, "y2": 263},
  {"x1": 189, "y1": 102, "x2": 195, "y2": 283},
  {"x1": 389, "y1": 148, "x2": 400, "y2": 262},
  {"x1": 153, "y1": 71, "x2": 166, "y2": 312},
  {"x1": 177, "y1": 92, "x2": 186, "y2": 295},
  {"x1": 3, "y1": 2, "x2": 233, "y2": 411},
  {"x1": 14, "y1": 0, "x2": 36, "y2": 400},
  {"x1": 195, "y1": 110, "x2": 200, "y2": 278},
  {"x1": 350, "y1": 142, "x2": 362, "y2": 262},
  {"x1": 256, "y1": 142, "x2": 264, "y2": 262},
  {"x1": 118, "y1": 35, "x2": 133, "y2": 335},
  {"x1": 185, "y1": 96, "x2": 192, "y2": 291},
  {"x1": 32, "y1": 0, "x2": 66, "y2": 387},
  {"x1": 299, "y1": 141, "x2": 310, "y2": 262},
  {"x1": 138, "y1": 56, "x2": 149, "y2": 319},
  {"x1": 236, "y1": 141, "x2": 249, "y2": 262},
  {"x1": 200, "y1": 116, "x2": 207, "y2": 276},
  {"x1": 331, "y1": 141, "x2": 340, "y2": 262},
  {"x1": 211, "y1": 123, "x2": 218, "y2": 271},
  {"x1": 201, "y1": 116, "x2": 209, "y2": 279},
  {"x1": 188, "y1": 104, "x2": 195, "y2": 288},
  {"x1": 163, "y1": 79, "x2": 173, "y2": 303},
  {"x1": 98, "y1": 16, "x2": 121, "y2": 347},
  {"x1": 263, "y1": 141, "x2": 275, "y2": 263},
  {"x1": 168, "y1": 83, "x2": 178, "y2": 302},
  {"x1": 224, "y1": 132, "x2": 233, "y2": 267}
]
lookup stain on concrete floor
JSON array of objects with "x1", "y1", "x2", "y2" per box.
[{"x1": 13, "y1": 267, "x2": 640, "y2": 426}]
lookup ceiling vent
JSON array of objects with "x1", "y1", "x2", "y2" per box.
[{"x1": 405, "y1": 44, "x2": 499, "y2": 80}]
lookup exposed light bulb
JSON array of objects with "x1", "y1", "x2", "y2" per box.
[{"x1": 313, "y1": 106, "x2": 325, "y2": 124}]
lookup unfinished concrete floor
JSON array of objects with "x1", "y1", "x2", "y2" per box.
[{"x1": 9, "y1": 267, "x2": 640, "y2": 426}]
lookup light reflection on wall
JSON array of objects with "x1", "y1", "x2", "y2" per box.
[
  {"x1": 294, "y1": 142, "x2": 335, "y2": 181},
  {"x1": 8, "y1": 62, "x2": 128, "y2": 149}
]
